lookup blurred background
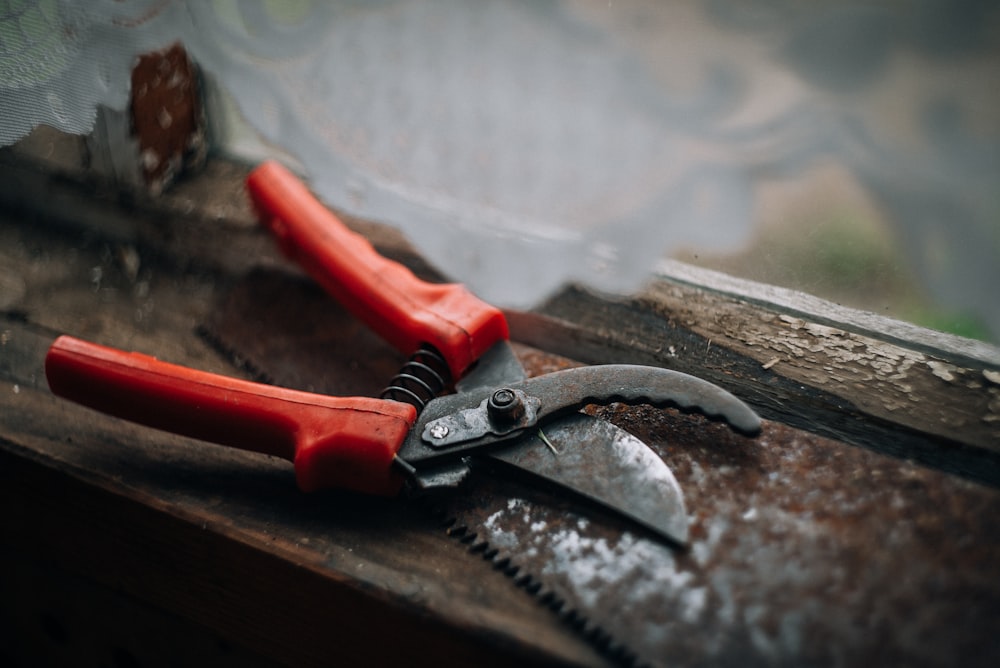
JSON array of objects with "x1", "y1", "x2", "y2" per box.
[{"x1": 2, "y1": 0, "x2": 998, "y2": 341}]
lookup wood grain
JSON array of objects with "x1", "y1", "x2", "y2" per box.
[
  {"x1": 510, "y1": 284, "x2": 1000, "y2": 487},
  {"x1": 3, "y1": 150, "x2": 999, "y2": 666},
  {"x1": 0, "y1": 219, "x2": 603, "y2": 667}
]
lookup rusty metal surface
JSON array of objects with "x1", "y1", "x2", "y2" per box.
[
  {"x1": 129, "y1": 43, "x2": 205, "y2": 191},
  {"x1": 452, "y1": 409, "x2": 1000, "y2": 667},
  {"x1": 206, "y1": 268, "x2": 1000, "y2": 668}
]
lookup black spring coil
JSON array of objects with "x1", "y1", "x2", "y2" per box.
[{"x1": 380, "y1": 346, "x2": 451, "y2": 411}]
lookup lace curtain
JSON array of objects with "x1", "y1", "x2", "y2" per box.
[{"x1": 1, "y1": 1, "x2": 997, "y2": 339}]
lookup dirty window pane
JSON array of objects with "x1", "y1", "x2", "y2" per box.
[{"x1": 1, "y1": 1, "x2": 997, "y2": 341}]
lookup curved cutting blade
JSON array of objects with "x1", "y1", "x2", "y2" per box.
[{"x1": 479, "y1": 413, "x2": 688, "y2": 546}]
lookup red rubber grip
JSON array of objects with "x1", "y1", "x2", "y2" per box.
[
  {"x1": 246, "y1": 160, "x2": 509, "y2": 380},
  {"x1": 45, "y1": 336, "x2": 416, "y2": 496}
]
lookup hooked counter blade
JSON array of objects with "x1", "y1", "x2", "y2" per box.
[
  {"x1": 480, "y1": 413, "x2": 688, "y2": 546},
  {"x1": 415, "y1": 363, "x2": 761, "y2": 454}
]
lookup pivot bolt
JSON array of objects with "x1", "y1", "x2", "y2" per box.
[{"x1": 488, "y1": 388, "x2": 524, "y2": 423}]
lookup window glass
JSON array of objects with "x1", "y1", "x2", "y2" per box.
[{"x1": 1, "y1": 1, "x2": 996, "y2": 341}]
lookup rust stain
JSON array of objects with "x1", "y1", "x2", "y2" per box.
[
  {"x1": 130, "y1": 43, "x2": 205, "y2": 193},
  {"x1": 200, "y1": 269, "x2": 1000, "y2": 667}
]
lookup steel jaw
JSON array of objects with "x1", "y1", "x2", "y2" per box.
[{"x1": 396, "y1": 362, "x2": 762, "y2": 547}]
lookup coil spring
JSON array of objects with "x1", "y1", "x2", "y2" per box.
[{"x1": 380, "y1": 346, "x2": 451, "y2": 411}]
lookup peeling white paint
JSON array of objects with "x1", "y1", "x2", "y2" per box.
[{"x1": 927, "y1": 360, "x2": 959, "y2": 382}]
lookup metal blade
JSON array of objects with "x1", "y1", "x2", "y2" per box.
[
  {"x1": 407, "y1": 363, "x2": 761, "y2": 457},
  {"x1": 454, "y1": 340, "x2": 526, "y2": 393},
  {"x1": 199, "y1": 271, "x2": 682, "y2": 663},
  {"x1": 518, "y1": 364, "x2": 762, "y2": 436},
  {"x1": 478, "y1": 413, "x2": 688, "y2": 546}
]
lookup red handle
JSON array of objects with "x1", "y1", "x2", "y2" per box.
[
  {"x1": 45, "y1": 336, "x2": 416, "y2": 496},
  {"x1": 246, "y1": 160, "x2": 509, "y2": 381}
]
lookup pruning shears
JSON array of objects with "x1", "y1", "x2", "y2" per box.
[{"x1": 45, "y1": 161, "x2": 761, "y2": 545}]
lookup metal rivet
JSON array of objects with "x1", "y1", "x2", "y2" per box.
[
  {"x1": 428, "y1": 423, "x2": 450, "y2": 440},
  {"x1": 493, "y1": 389, "x2": 515, "y2": 406}
]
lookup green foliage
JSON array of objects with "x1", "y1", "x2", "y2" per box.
[{"x1": 904, "y1": 307, "x2": 992, "y2": 341}]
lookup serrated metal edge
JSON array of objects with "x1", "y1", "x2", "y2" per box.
[
  {"x1": 198, "y1": 314, "x2": 651, "y2": 666},
  {"x1": 195, "y1": 324, "x2": 275, "y2": 385},
  {"x1": 419, "y1": 500, "x2": 650, "y2": 668}
]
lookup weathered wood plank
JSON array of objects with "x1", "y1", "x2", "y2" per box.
[
  {"x1": 0, "y1": 219, "x2": 604, "y2": 667},
  {"x1": 4, "y1": 150, "x2": 995, "y2": 473},
  {"x1": 656, "y1": 259, "x2": 1000, "y2": 368},
  {"x1": 3, "y1": 154, "x2": 1000, "y2": 667},
  {"x1": 509, "y1": 284, "x2": 1000, "y2": 486},
  {"x1": 1, "y1": 547, "x2": 285, "y2": 668}
]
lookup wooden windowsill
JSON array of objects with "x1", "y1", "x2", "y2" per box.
[{"x1": 2, "y1": 147, "x2": 998, "y2": 667}]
